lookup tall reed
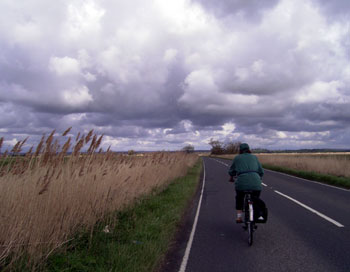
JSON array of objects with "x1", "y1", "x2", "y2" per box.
[{"x1": 0, "y1": 129, "x2": 198, "y2": 268}]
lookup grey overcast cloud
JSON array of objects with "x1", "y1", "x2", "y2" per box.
[{"x1": 0, "y1": 0, "x2": 349, "y2": 151}]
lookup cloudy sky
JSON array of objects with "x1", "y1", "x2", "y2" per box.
[{"x1": 0, "y1": 0, "x2": 349, "y2": 151}]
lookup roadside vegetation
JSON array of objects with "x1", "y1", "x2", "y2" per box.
[
  {"x1": 0, "y1": 129, "x2": 198, "y2": 270},
  {"x1": 258, "y1": 153, "x2": 350, "y2": 189},
  {"x1": 45, "y1": 160, "x2": 202, "y2": 272},
  {"x1": 213, "y1": 153, "x2": 350, "y2": 189}
]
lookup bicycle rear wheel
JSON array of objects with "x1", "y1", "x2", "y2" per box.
[{"x1": 247, "y1": 222, "x2": 254, "y2": 246}]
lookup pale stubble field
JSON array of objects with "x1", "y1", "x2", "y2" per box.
[{"x1": 216, "y1": 153, "x2": 350, "y2": 178}]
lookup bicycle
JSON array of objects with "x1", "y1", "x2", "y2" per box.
[
  {"x1": 230, "y1": 177, "x2": 266, "y2": 246},
  {"x1": 242, "y1": 191, "x2": 257, "y2": 246}
]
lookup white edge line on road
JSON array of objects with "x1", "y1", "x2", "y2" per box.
[
  {"x1": 264, "y1": 168, "x2": 350, "y2": 192},
  {"x1": 213, "y1": 158, "x2": 349, "y2": 192},
  {"x1": 178, "y1": 159, "x2": 206, "y2": 272},
  {"x1": 274, "y1": 190, "x2": 345, "y2": 228},
  {"x1": 212, "y1": 157, "x2": 345, "y2": 227}
]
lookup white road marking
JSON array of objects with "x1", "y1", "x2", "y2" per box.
[
  {"x1": 211, "y1": 158, "x2": 229, "y2": 167},
  {"x1": 212, "y1": 158, "x2": 349, "y2": 192},
  {"x1": 274, "y1": 190, "x2": 345, "y2": 228},
  {"x1": 211, "y1": 157, "x2": 345, "y2": 227},
  {"x1": 264, "y1": 168, "x2": 350, "y2": 192},
  {"x1": 179, "y1": 160, "x2": 206, "y2": 272}
]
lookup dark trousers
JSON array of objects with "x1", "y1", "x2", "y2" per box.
[{"x1": 235, "y1": 190, "x2": 261, "y2": 210}]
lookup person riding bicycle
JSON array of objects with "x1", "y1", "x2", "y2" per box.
[{"x1": 228, "y1": 143, "x2": 264, "y2": 223}]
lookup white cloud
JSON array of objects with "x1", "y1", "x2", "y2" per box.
[
  {"x1": 62, "y1": 85, "x2": 93, "y2": 107},
  {"x1": 78, "y1": 49, "x2": 93, "y2": 69},
  {"x1": 179, "y1": 68, "x2": 259, "y2": 114},
  {"x1": 217, "y1": 122, "x2": 236, "y2": 136},
  {"x1": 235, "y1": 68, "x2": 249, "y2": 82},
  {"x1": 49, "y1": 56, "x2": 81, "y2": 76},
  {"x1": 277, "y1": 131, "x2": 287, "y2": 139},
  {"x1": 13, "y1": 21, "x2": 42, "y2": 45},
  {"x1": 251, "y1": 60, "x2": 265, "y2": 77},
  {"x1": 0, "y1": 0, "x2": 349, "y2": 151},
  {"x1": 182, "y1": 120, "x2": 193, "y2": 132},
  {"x1": 154, "y1": 0, "x2": 209, "y2": 34},
  {"x1": 83, "y1": 72, "x2": 96, "y2": 82},
  {"x1": 64, "y1": 1, "x2": 105, "y2": 41},
  {"x1": 295, "y1": 81, "x2": 346, "y2": 103},
  {"x1": 163, "y1": 48, "x2": 178, "y2": 63},
  {"x1": 4, "y1": 138, "x2": 18, "y2": 147}
]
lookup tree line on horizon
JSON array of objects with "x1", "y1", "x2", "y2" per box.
[
  {"x1": 206, "y1": 139, "x2": 350, "y2": 154},
  {"x1": 208, "y1": 139, "x2": 241, "y2": 155}
]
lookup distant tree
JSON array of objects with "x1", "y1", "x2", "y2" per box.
[
  {"x1": 127, "y1": 149, "x2": 135, "y2": 155},
  {"x1": 209, "y1": 139, "x2": 242, "y2": 154},
  {"x1": 252, "y1": 148, "x2": 271, "y2": 153},
  {"x1": 182, "y1": 144, "x2": 195, "y2": 153},
  {"x1": 208, "y1": 138, "x2": 224, "y2": 155},
  {"x1": 224, "y1": 141, "x2": 241, "y2": 154}
]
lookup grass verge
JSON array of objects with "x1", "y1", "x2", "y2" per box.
[
  {"x1": 43, "y1": 159, "x2": 202, "y2": 272},
  {"x1": 262, "y1": 163, "x2": 350, "y2": 189}
]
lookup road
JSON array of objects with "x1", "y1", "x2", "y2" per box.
[{"x1": 166, "y1": 157, "x2": 350, "y2": 272}]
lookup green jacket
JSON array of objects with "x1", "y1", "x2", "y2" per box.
[{"x1": 228, "y1": 153, "x2": 264, "y2": 191}]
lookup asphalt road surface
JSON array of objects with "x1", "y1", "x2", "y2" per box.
[{"x1": 168, "y1": 157, "x2": 350, "y2": 272}]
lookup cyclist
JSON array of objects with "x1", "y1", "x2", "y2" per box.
[{"x1": 228, "y1": 143, "x2": 264, "y2": 223}]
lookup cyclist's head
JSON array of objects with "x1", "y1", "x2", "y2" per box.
[{"x1": 239, "y1": 143, "x2": 251, "y2": 154}]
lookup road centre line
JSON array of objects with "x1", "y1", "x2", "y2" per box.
[
  {"x1": 213, "y1": 158, "x2": 349, "y2": 192},
  {"x1": 274, "y1": 190, "x2": 345, "y2": 228},
  {"x1": 211, "y1": 158, "x2": 229, "y2": 167},
  {"x1": 179, "y1": 159, "x2": 206, "y2": 272},
  {"x1": 212, "y1": 157, "x2": 345, "y2": 227}
]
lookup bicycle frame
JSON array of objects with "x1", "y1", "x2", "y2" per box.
[
  {"x1": 243, "y1": 193, "x2": 254, "y2": 221},
  {"x1": 243, "y1": 192, "x2": 255, "y2": 246}
]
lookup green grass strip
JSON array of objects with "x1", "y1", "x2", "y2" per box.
[
  {"x1": 44, "y1": 159, "x2": 202, "y2": 272},
  {"x1": 263, "y1": 164, "x2": 350, "y2": 189}
]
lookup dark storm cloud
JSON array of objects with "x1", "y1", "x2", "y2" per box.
[
  {"x1": 313, "y1": 0, "x2": 350, "y2": 18},
  {"x1": 192, "y1": 0, "x2": 279, "y2": 21},
  {"x1": 1, "y1": 0, "x2": 349, "y2": 151}
]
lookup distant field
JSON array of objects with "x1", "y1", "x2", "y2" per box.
[
  {"x1": 213, "y1": 153, "x2": 350, "y2": 178},
  {"x1": 257, "y1": 153, "x2": 350, "y2": 178},
  {"x1": 0, "y1": 130, "x2": 198, "y2": 269}
]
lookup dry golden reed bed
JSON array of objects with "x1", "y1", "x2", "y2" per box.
[
  {"x1": 214, "y1": 153, "x2": 350, "y2": 178},
  {"x1": 0, "y1": 129, "x2": 198, "y2": 266}
]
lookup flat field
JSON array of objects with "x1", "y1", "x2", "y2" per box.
[{"x1": 214, "y1": 153, "x2": 350, "y2": 178}]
